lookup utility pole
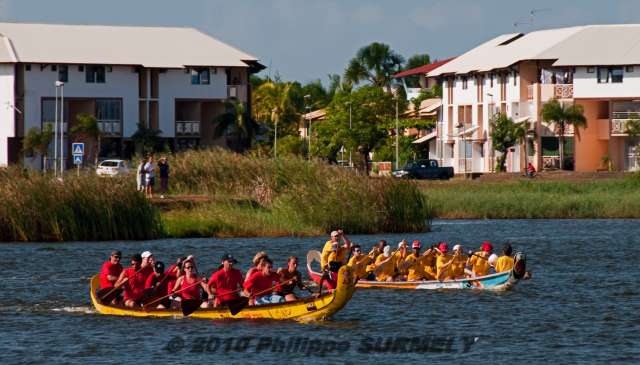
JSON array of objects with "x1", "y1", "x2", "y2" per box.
[
  {"x1": 54, "y1": 84, "x2": 58, "y2": 177},
  {"x1": 346, "y1": 101, "x2": 352, "y2": 167},
  {"x1": 56, "y1": 81, "x2": 65, "y2": 180},
  {"x1": 395, "y1": 95, "x2": 399, "y2": 170},
  {"x1": 304, "y1": 94, "x2": 311, "y2": 160}
]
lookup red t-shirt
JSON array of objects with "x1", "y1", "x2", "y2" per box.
[
  {"x1": 122, "y1": 267, "x2": 146, "y2": 301},
  {"x1": 99, "y1": 261, "x2": 123, "y2": 289},
  {"x1": 243, "y1": 271, "x2": 281, "y2": 296},
  {"x1": 180, "y1": 276, "x2": 202, "y2": 300},
  {"x1": 208, "y1": 268, "x2": 243, "y2": 303},
  {"x1": 145, "y1": 272, "x2": 171, "y2": 296}
]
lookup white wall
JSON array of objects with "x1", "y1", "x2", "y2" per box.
[
  {"x1": 23, "y1": 65, "x2": 139, "y2": 137},
  {"x1": 0, "y1": 64, "x2": 15, "y2": 166},
  {"x1": 574, "y1": 66, "x2": 640, "y2": 98},
  {"x1": 158, "y1": 68, "x2": 227, "y2": 137}
]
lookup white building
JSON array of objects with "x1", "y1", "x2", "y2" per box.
[
  {"x1": 0, "y1": 22, "x2": 264, "y2": 168},
  {"x1": 429, "y1": 24, "x2": 640, "y2": 174}
]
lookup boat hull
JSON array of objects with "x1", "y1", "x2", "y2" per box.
[
  {"x1": 307, "y1": 250, "x2": 525, "y2": 291},
  {"x1": 90, "y1": 266, "x2": 356, "y2": 322}
]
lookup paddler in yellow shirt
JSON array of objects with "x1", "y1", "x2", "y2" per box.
[
  {"x1": 495, "y1": 244, "x2": 515, "y2": 273},
  {"x1": 450, "y1": 244, "x2": 468, "y2": 279},
  {"x1": 321, "y1": 229, "x2": 350, "y2": 271},
  {"x1": 467, "y1": 241, "x2": 493, "y2": 277},
  {"x1": 374, "y1": 246, "x2": 395, "y2": 281},
  {"x1": 402, "y1": 240, "x2": 436, "y2": 281},
  {"x1": 435, "y1": 242, "x2": 458, "y2": 281},
  {"x1": 347, "y1": 245, "x2": 372, "y2": 280},
  {"x1": 392, "y1": 240, "x2": 410, "y2": 280}
]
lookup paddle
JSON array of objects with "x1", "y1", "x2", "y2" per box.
[
  {"x1": 141, "y1": 272, "x2": 174, "y2": 306},
  {"x1": 227, "y1": 277, "x2": 297, "y2": 316},
  {"x1": 99, "y1": 266, "x2": 145, "y2": 303},
  {"x1": 143, "y1": 278, "x2": 204, "y2": 311}
]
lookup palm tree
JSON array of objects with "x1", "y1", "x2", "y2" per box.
[
  {"x1": 214, "y1": 101, "x2": 259, "y2": 152},
  {"x1": 541, "y1": 99, "x2": 587, "y2": 170},
  {"x1": 252, "y1": 81, "x2": 295, "y2": 157},
  {"x1": 490, "y1": 113, "x2": 527, "y2": 172},
  {"x1": 23, "y1": 124, "x2": 54, "y2": 171},
  {"x1": 344, "y1": 42, "x2": 405, "y2": 91},
  {"x1": 70, "y1": 113, "x2": 101, "y2": 166}
]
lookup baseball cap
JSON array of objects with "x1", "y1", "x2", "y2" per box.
[
  {"x1": 221, "y1": 253, "x2": 238, "y2": 264},
  {"x1": 383, "y1": 246, "x2": 391, "y2": 257},
  {"x1": 111, "y1": 250, "x2": 122, "y2": 257},
  {"x1": 453, "y1": 244, "x2": 462, "y2": 251},
  {"x1": 481, "y1": 242, "x2": 493, "y2": 252},
  {"x1": 488, "y1": 254, "x2": 498, "y2": 267},
  {"x1": 141, "y1": 251, "x2": 153, "y2": 259},
  {"x1": 154, "y1": 261, "x2": 165, "y2": 272},
  {"x1": 438, "y1": 242, "x2": 449, "y2": 253},
  {"x1": 398, "y1": 240, "x2": 408, "y2": 249},
  {"x1": 330, "y1": 231, "x2": 339, "y2": 237},
  {"x1": 412, "y1": 240, "x2": 421, "y2": 249}
]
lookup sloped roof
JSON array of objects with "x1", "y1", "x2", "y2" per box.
[
  {"x1": 302, "y1": 109, "x2": 326, "y2": 121},
  {"x1": 0, "y1": 22, "x2": 260, "y2": 68},
  {"x1": 430, "y1": 26, "x2": 583, "y2": 76},
  {"x1": 393, "y1": 58, "x2": 455, "y2": 78},
  {"x1": 401, "y1": 98, "x2": 442, "y2": 117}
]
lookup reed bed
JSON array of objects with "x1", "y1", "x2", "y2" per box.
[
  {"x1": 0, "y1": 169, "x2": 163, "y2": 242},
  {"x1": 167, "y1": 148, "x2": 432, "y2": 235},
  {"x1": 423, "y1": 175, "x2": 640, "y2": 219}
]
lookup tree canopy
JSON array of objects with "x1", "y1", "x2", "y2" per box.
[
  {"x1": 344, "y1": 42, "x2": 405, "y2": 91},
  {"x1": 490, "y1": 113, "x2": 527, "y2": 172}
]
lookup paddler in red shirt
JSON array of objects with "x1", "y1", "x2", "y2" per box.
[
  {"x1": 98, "y1": 250, "x2": 123, "y2": 303},
  {"x1": 208, "y1": 254, "x2": 244, "y2": 307},
  {"x1": 243, "y1": 258, "x2": 284, "y2": 305},
  {"x1": 171, "y1": 259, "x2": 213, "y2": 309},
  {"x1": 144, "y1": 261, "x2": 172, "y2": 308},
  {"x1": 140, "y1": 251, "x2": 155, "y2": 277},
  {"x1": 114, "y1": 253, "x2": 147, "y2": 307}
]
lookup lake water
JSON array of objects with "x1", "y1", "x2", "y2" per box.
[{"x1": 1, "y1": 219, "x2": 639, "y2": 364}]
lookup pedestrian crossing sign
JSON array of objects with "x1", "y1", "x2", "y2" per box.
[
  {"x1": 72, "y1": 143, "x2": 84, "y2": 156},
  {"x1": 73, "y1": 155, "x2": 83, "y2": 165}
]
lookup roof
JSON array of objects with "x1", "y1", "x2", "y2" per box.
[
  {"x1": 401, "y1": 98, "x2": 442, "y2": 117},
  {"x1": 302, "y1": 109, "x2": 326, "y2": 121},
  {"x1": 412, "y1": 131, "x2": 437, "y2": 144},
  {"x1": 0, "y1": 22, "x2": 261, "y2": 68},
  {"x1": 393, "y1": 58, "x2": 455, "y2": 78},
  {"x1": 428, "y1": 24, "x2": 640, "y2": 77}
]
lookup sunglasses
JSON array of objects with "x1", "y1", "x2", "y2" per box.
[
  {"x1": 184, "y1": 266, "x2": 193, "y2": 269},
  {"x1": 354, "y1": 250, "x2": 362, "y2": 253},
  {"x1": 112, "y1": 256, "x2": 121, "y2": 259}
]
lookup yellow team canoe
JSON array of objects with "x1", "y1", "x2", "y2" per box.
[{"x1": 90, "y1": 266, "x2": 357, "y2": 322}]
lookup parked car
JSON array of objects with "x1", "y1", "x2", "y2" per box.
[
  {"x1": 96, "y1": 159, "x2": 130, "y2": 177},
  {"x1": 392, "y1": 159, "x2": 454, "y2": 180}
]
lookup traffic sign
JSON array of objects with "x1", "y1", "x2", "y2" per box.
[
  {"x1": 73, "y1": 155, "x2": 83, "y2": 165},
  {"x1": 72, "y1": 143, "x2": 84, "y2": 156}
]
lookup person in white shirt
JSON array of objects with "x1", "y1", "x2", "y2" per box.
[{"x1": 144, "y1": 155, "x2": 155, "y2": 198}]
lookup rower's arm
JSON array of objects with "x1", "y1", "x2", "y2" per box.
[
  {"x1": 170, "y1": 277, "x2": 183, "y2": 294},
  {"x1": 114, "y1": 271, "x2": 127, "y2": 287}
]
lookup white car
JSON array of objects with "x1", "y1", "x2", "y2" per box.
[{"x1": 96, "y1": 159, "x2": 130, "y2": 177}]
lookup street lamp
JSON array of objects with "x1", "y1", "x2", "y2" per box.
[
  {"x1": 56, "y1": 81, "x2": 65, "y2": 180},
  {"x1": 273, "y1": 107, "x2": 278, "y2": 159},
  {"x1": 304, "y1": 94, "x2": 311, "y2": 160},
  {"x1": 346, "y1": 101, "x2": 352, "y2": 167}
]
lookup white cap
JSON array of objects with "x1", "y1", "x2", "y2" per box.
[
  {"x1": 398, "y1": 241, "x2": 407, "y2": 249},
  {"x1": 488, "y1": 254, "x2": 498, "y2": 267},
  {"x1": 453, "y1": 244, "x2": 462, "y2": 251},
  {"x1": 330, "y1": 231, "x2": 339, "y2": 237},
  {"x1": 141, "y1": 251, "x2": 153, "y2": 259},
  {"x1": 383, "y1": 246, "x2": 391, "y2": 257}
]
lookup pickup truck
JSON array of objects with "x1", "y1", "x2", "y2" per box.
[{"x1": 392, "y1": 159, "x2": 454, "y2": 180}]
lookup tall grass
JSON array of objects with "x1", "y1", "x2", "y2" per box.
[
  {"x1": 422, "y1": 176, "x2": 640, "y2": 219},
  {"x1": 168, "y1": 148, "x2": 431, "y2": 234},
  {"x1": 0, "y1": 169, "x2": 163, "y2": 242}
]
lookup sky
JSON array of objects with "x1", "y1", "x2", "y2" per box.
[{"x1": 3, "y1": 0, "x2": 640, "y2": 85}]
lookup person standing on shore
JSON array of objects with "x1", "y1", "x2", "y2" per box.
[
  {"x1": 136, "y1": 159, "x2": 146, "y2": 192},
  {"x1": 158, "y1": 157, "x2": 169, "y2": 199},
  {"x1": 144, "y1": 155, "x2": 155, "y2": 198}
]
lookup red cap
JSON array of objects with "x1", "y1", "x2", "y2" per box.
[
  {"x1": 482, "y1": 241, "x2": 493, "y2": 252},
  {"x1": 438, "y1": 242, "x2": 448, "y2": 253},
  {"x1": 412, "y1": 240, "x2": 421, "y2": 249}
]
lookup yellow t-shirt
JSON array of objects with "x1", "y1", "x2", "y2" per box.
[
  {"x1": 423, "y1": 254, "x2": 437, "y2": 280},
  {"x1": 495, "y1": 256, "x2": 514, "y2": 273},
  {"x1": 393, "y1": 250, "x2": 409, "y2": 275},
  {"x1": 436, "y1": 253, "x2": 454, "y2": 281},
  {"x1": 321, "y1": 240, "x2": 338, "y2": 270},
  {"x1": 347, "y1": 255, "x2": 372, "y2": 279},
  {"x1": 327, "y1": 247, "x2": 348, "y2": 265},
  {"x1": 405, "y1": 254, "x2": 428, "y2": 281},
  {"x1": 450, "y1": 254, "x2": 468, "y2": 279},
  {"x1": 468, "y1": 251, "x2": 490, "y2": 277},
  {"x1": 374, "y1": 254, "x2": 395, "y2": 281}
]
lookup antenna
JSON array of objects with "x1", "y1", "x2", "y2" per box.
[{"x1": 513, "y1": 8, "x2": 551, "y2": 30}]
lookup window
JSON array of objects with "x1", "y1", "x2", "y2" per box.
[
  {"x1": 587, "y1": 67, "x2": 595, "y2": 73},
  {"x1": 190, "y1": 68, "x2": 210, "y2": 85},
  {"x1": 598, "y1": 67, "x2": 623, "y2": 83},
  {"x1": 513, "y1": 70, "x2": 517, "y2": 86},
  {"x1": 626, "y1": 66, "x2": 634, "y2": 73},
  {"x1": 462, "y1": 76, "x2": 468, "y2": 90},
  {"x1": 490, "y1": 74, "x2": 494, "y2": 87},
  {"x1": 96, "y1": 99, "x2": 122, "y2": 135},
  {"x1": 58, "y1": 65, "x2": 68, "y2": 83},
  {"x1": 86, "y1": 65, "x2": 105, "y2": 83}
]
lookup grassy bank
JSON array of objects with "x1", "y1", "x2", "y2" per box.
[
  {"x1": 163, "y1": 149, "x2": 431, "y2": 237},
  {"x1": 0, "y1": 169, "x2": 163, "y2": 242},
  {"x1": 422, "y1": 175, "x2": 640, "y2": 219}
]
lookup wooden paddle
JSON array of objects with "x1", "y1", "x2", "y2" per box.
[
  {"x1": 99, "y1": 266, "x2": 145, "y2": 303},
  {"x1": 141, "y1": 272, "x2": 174, "y2": 306},
  {"x1": 227, "y1": 277, "x2": 297, "y2": 316}
]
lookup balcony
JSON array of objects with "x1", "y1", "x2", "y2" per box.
[
  {"x1": 98, "y1": 121, "x2": 122, "y2": 136},
  {"x1": 176, "y1": 120, "x2": 201, "y2": 136},
  {"x1": 227, "y1": 85, "x2": 248, "y2": 102}
]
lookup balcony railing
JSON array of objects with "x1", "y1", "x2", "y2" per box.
[
  {"x1": 176, "y1": 120, "x2": 201, "y2": 136},
  {"x1": 98, "y1": 121, "x2": 122, "y2": 136},
  {"x1": 553, "y1": 84, "x2": 573, "y2": 99}
]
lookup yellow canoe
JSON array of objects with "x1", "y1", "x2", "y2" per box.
[{"x1": 89, "y1": 266, "x2": 356, "y2": 322}]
